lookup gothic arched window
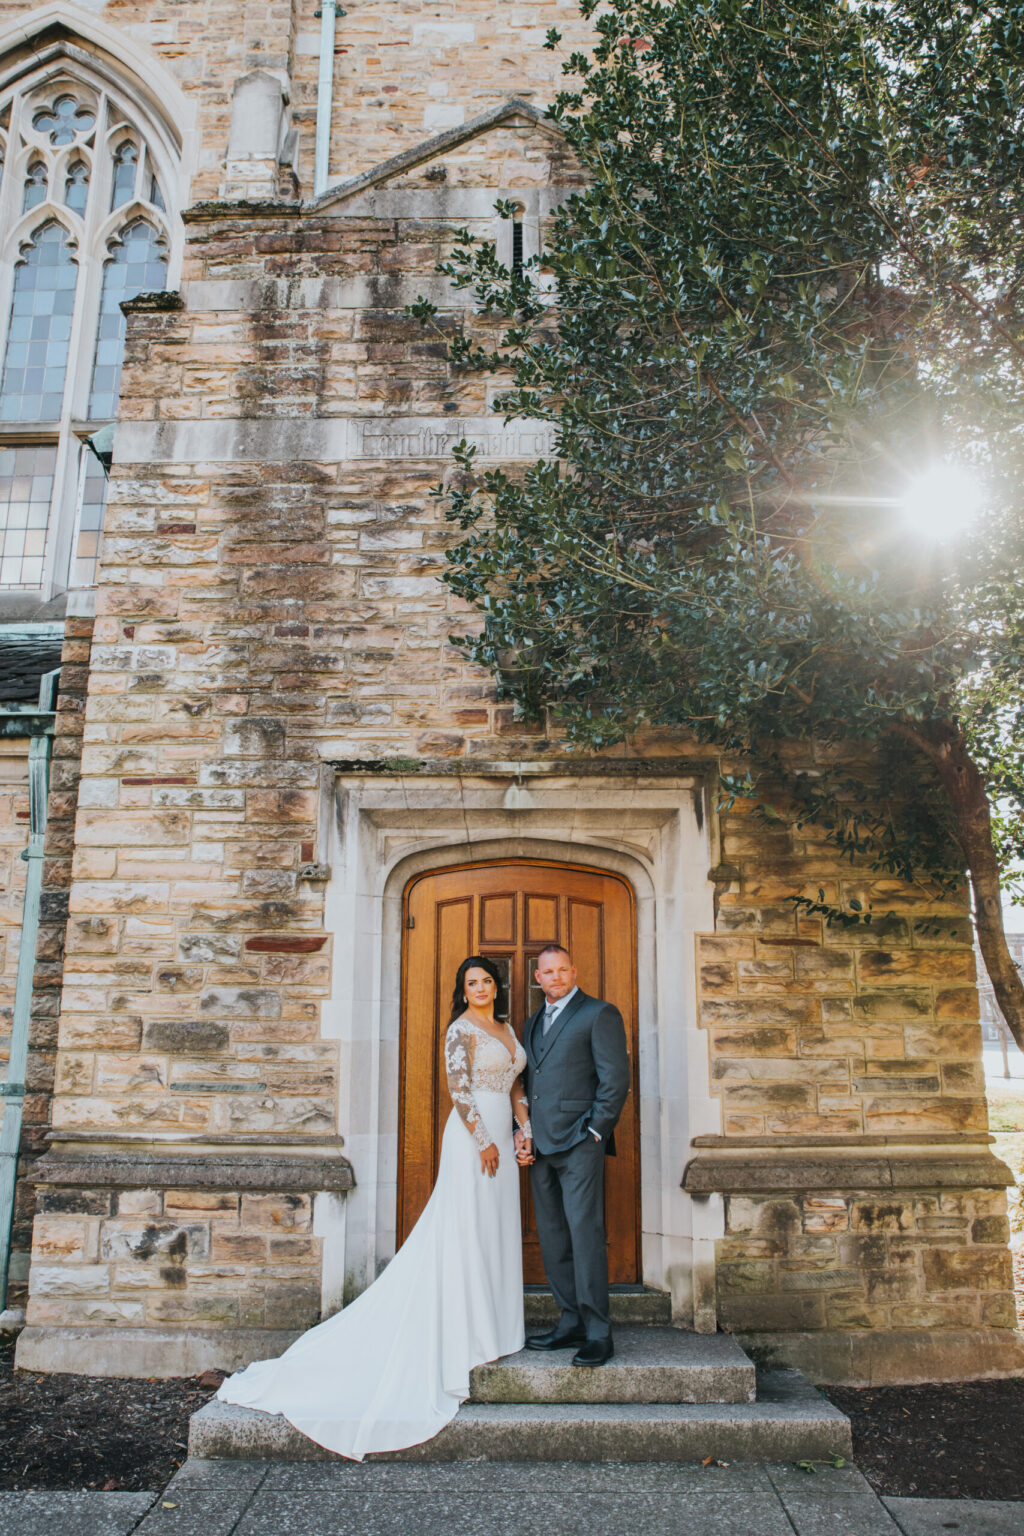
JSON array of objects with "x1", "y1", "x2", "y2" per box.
[
  {"x1": 0, "y1": 57, "x2": 180, "y2": 595},
  {"x1": 0, "y1": 221, "x2": 77, "y2": 424}
]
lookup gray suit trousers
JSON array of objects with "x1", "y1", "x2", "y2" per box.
[{"x1": 530, "y1": 1134, "x2": 609, "y2": 1340}]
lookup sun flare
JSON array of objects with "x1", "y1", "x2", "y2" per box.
[{"x1": 899, "y1": 462, "x2": 984, "y2": 542}]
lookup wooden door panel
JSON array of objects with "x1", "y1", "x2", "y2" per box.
[
  {"x1": 400, "y1": 859, "x2": 640, "y2": 1284},
  {"x1": 480, "y1": 895, "x2": 515, "y2": 944},
  {"x1": 567, "y1": 898, "x2": 604, "y2": 997},
  {"x1": 525, "y1": 894, "x2": 558, "y2": 943}
]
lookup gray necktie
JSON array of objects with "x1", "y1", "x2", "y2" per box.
[{"x1": 542, "y1": 1004, "x2": 557, "y2": 1035}]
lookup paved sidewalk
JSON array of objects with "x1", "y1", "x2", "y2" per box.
[{"x1": 0, "y1": 1461, "x2": 1021, "y2": 1535}]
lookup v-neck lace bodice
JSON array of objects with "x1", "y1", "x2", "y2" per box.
[{"x1": 444, "y1": 1018, "x2": 528, "y2": 1152}]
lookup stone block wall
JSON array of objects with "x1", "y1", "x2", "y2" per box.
[
  {"x1": 718, "y1": 1188, "x2": 1014, "y2": 1336},
  {"x1": 28, "y1": 1186, "x2": 321, "y2": 1339},
  {"x1": 703, "y1": 797, "x2": 985, "y2": 1142},
  {"x1": 0, "y1": 0, "x2": 592, "y2": 201},
  {"x1": 683, "y1": 792, "x2": 1020, "y2": 1379},
  {"x1": 10, "y1": 128, "x2": 1019, "y2": 1379},
  {"x1": 16, "y1": 153, "x2": 563, "y2": 1370},
  {"x1": 4, "y1": 618, "x2": 94, "y2": 1310}
]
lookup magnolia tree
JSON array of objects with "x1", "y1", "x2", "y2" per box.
[{"x1": 410, "y1": 0, "x2": 1024, "y2": 1046}]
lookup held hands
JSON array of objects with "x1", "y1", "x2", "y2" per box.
[
  {"x1": 513, "y1": 1128, "x2": 535, "y2": 1166},
  {"x1": 479, "y1": 1142, "x2": 500, "y2": 1177}
]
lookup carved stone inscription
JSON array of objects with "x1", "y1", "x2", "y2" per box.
[{"x1": 349, "y1": 417, "x2": 554, "y2": 460}]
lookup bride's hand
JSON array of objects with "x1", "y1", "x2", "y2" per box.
[{"x1": 479, "y1": 1142, "x2": 499, "y2": 1177}]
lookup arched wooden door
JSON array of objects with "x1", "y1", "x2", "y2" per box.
[{"x1": 399, "y1": 858, "x2": 640, "y2": 1284}]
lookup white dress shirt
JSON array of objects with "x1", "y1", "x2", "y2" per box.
[{"x1": 541, "y1": 984, "x2": 578, "y2": 1029}]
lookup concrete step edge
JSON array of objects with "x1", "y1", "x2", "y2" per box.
[
  {"x1": 469, "y1": 1328, "x2": 756, "y2": 1404},
  {"x1": 190, "y1": 1370, "x2": 851, "y2": 1464}
]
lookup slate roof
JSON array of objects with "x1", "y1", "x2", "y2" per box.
[{"x1": 0, "y1": 624, "x2": 64, "y2": 705}]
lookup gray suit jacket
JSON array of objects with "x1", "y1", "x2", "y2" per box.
[{"x1": 523, "y1": 990, "x2": 630, "y2": 1157}]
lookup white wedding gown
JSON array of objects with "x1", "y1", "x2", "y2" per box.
[{"x1": 217, "y1": 1018, "x2": 527, "y2": 1460}]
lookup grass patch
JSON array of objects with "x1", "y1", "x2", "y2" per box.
[{"x1": 985, "y1": 1078, "x2": 1024, "y2": 1133}]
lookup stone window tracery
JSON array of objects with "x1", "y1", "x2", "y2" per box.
[
  {"x1": 22, "y1": 160, "x2": 47, "y2": 212},
  {"x1": 0, "y1": 56, "x2": 179, "y2": 595},
  {"x1": 64, "y1": 160, "x2": 89, "y2": 215},
  {"x1": 0, "y1": 221, "x2": 77, "y2": 424},
  {"x1": 88, "y1": 219, "x2": 167, "y2": 420},
  {"x1": 109, "y1": 141, "x2": 138, "y2": 211}
]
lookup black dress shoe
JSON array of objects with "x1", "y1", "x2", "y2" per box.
[
  {"x1": 572, "y1": 1337, "x2": 614, "y2": 1367},
  {"x1": 525, "y1": 1325, "x2": 587, "y2": 1351}
]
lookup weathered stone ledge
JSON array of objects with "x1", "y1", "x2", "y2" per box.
[
  {"x1": 692, "y1": 1133, "x2": 995, "y2": 1148},
  {"x1": 328, "y1": 755, "x2": 713, "y2": 777},
  {"x1": 739, "y1": 1326, "x2": 1024, "y2": 1387},
  {"x1": 16, "y1": 1326, "x2": 303, "y2": 1379},
  {"x1": 683, "y1": 1147, "x2": 1014, "y2": 1195},
  {"x1": 32, "y1": 1149, "x2": 355, "y2": 1194},
  {"x1": 47, "y1": 1132, "x2": 347, "y2": 1146}
]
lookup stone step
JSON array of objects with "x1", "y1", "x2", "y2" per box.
[
  {"x1": 470, "y1": 1327, "x2": 755, "y2": 1404},
  {"x1": 524, "y1": 1288, "x2": 672, "y2": 1327},
  {"x1": 190, "y1": 1369, "x2": 851, "y2": 1464}
]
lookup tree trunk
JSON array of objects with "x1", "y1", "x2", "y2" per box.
[{"x1": 907, "y1": 724, "x2": 1024, "y2": 1053}]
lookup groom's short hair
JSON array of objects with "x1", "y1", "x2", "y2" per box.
[{"x1": 536, "y1": 943, "x2": 571, "y2": 961}]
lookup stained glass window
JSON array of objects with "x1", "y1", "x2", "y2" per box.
[
  {"x1": 0, "y1": 71, "x2": 177, "y2": 590},
  {"x1": 23, "y1": 160, "x2": 46, "y2": 211},
  {"x1": 32, "y1": 95, "x2": 95, "y2": 146},
  {"x1": 88, "y1": 219, "x2": 167, "y2": 419},
  {"x1": 0, "y1": 444, "x2": 54, "y2": 587},
  {"x1": 0, "y1": 221, "x2": 77, "y2": 422},
  {"x1": 110, "y1": 141, "x2": 137, "y2": 210},
  {"x1": 64, "y1": 160, "x2": 89, "y2": 216}
]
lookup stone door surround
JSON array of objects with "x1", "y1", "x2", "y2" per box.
[{"x1": 321, "y1": 764, "x2": 722, "y2": 1327}]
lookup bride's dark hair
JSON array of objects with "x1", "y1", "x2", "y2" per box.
[{"x1": 448, "y1": 955, "x2": 507, "y2": 1025}]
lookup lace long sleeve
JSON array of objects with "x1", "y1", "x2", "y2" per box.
[
  {"x1": 512, "y1": 1074, "x2": 532, "y2": 1139},
  {"x1": 445, "y1": 1021, "x2": 492, "y2": 1153}
]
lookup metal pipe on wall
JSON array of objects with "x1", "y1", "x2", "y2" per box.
[
  {"x1": 314, "y1": 0, "x2": 344, "y2": 197},
  {"x1": 0, "y1": 671, "x2": 57, "y2": 1315}
]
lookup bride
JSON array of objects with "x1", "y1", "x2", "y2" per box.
[{"x1": 216, "y1": 955, "x2": 531, "y2": 1460}]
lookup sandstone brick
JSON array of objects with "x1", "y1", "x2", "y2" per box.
[
  {"x1": 850, "y1": 1201, "x2": 914, "y2": 1234},
  {"x1": 147, "y1": 1293, "x2": 240, "y2": 1325},
  {"x1": 980, "y1": 1293, "x2": 1018, "y2": 1328},
  {"x1": 718, "y1": 1295, "x2": 827, "y2": 1331},
  {"x1": 802, "y1": 1197, "x2": 849, "y2": 1234},
  {"x1": 824, "y1": 1299, "x2": 885, "y2": 1329},
  {"x1": 29, "y1": 1264, "x2": 110, "y2": 1297},
  {"x1": 240, "y1": 1193, "x2": 312, "y2": 1230},
  {"x1": 163, "y1": 1191, "x2": 239, "y2": 1215},
  {"x1": 857, "y1": 950, "x2": 974, "y2": 984},
  {"x1": 212, "y1": 1233, "x2": 267, "y2": 1262},
  {"x1": 30, "y1": 1218, "x2": 91, "y2": 1262},
  {"x1": 708, "y1": 1027, "x2": 796, "y2": 1055},
  {"x1": 116, "y1": 1191, "x2": 164, "y2": 1216},
  {"x1": 716, "y1": 1261, "x2": 776, "y2": 1294},
  {"x1": 922, "y1": 1247, "x2": 1014, "y2": 1293},
  {"x1": 264, "y1": 1281, "x2": 321, "y2": 1328},
  {"x1": 971, "y1": 1216, "x2": 1011, "y2": 1245},
  {"x1": 779, "y1": 1266, "x2": 863, "y2": 1292},
  {"x1": 10, "y1": 24, "x2": 1005, "y2": 1355},
  {"x1": 99, "y1": 1221, "x2": 210, "y2": 1263}
]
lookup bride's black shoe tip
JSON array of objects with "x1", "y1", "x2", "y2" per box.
[
  {"x1": 525, "y1": 1326, "x2": 587, "y2": 1351},
  {"x1": 572, "y1": 1337, "x2": 614, "y2": 1367}
]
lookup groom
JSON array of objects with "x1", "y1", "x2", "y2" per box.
[{"x1": 515, "y1": 944, "x2": 630, "y2": 1366}]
